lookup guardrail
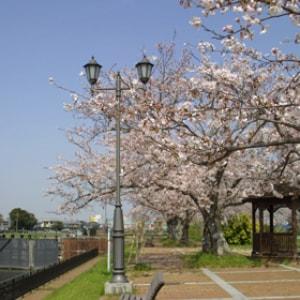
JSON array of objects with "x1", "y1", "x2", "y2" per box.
[{"x1": 0, "y1": 248, "x2": 98, "y2": 300}]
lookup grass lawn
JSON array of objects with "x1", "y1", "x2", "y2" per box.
[
  {"x1": 230, "y1": 244, "x2": 252, "y2": 255},
  {"x1": 45, "y1": 257, "x2": 111, "y2": 300},
  {"x1": 183, "y1": 252, "x2": 262, "y2": 268}
]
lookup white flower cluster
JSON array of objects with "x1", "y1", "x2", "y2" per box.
[{"x1": 189, "y1": 16, "x2": 202, "y2": 28}]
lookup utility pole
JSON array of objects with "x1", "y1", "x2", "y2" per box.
[{"x1": 15, "y1": 211, "x2": 19, "y2": 233}]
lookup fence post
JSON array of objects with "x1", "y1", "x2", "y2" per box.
[
  {"x1": 107, "y1": 227, "x2": 111, "y2": 272},
  {"x1": 28, "y1": 240, "x2": 34, "y2": 270},
  {"x1": 12, "y1": 279, "x2": 15, "y2": 299}
]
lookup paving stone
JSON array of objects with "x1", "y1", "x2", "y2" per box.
[
  {"x1": 218, "y1": 269, "x2": 300, "y2": 281},
  {"x1": 232, "y1": 281, "x2": 300, "y2": 298}
]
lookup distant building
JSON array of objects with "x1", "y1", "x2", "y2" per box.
[
  {"x1": 63, "y1": 221, "x2": 81, "y2": 230},
  {"x1": 40, "y1": 220, "x2": 56, "y2": 229},
  {"x1": 0, "y1": 220, "x2": 9, "y2": 232},
  {"x1": 36, "y1": 220, "x2": 64, "y2": 230}
]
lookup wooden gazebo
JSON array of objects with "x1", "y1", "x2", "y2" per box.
[{"x1": 245, "y1": 189, "x2": 300, "y2": 257}]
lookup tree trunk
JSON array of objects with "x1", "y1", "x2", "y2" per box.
[
  {"x1": 167, "y1": 217, "x2": 179, "y2": 240},
  {"x1": 201, "y1": 207, "x2": 230, "y2": 255},
  {"x1": 180, "y1": 219, "x2": 190, "y2": 245}
]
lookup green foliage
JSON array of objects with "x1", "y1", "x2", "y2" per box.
[
  {"x1": 160, "y1": 237, "x2": 183, "y2": 247},
  {"x1": 188, "y1": 222, "x2": 203, "y2": 242},
  {"x1": 223, "y1": 214, "x2": 252, "y2": 245},
  {"x1": 9, "y1": 208, "x2": 37, "y2": 231},
  {"x1": 184, "y1": 252, "x2": 262, "y2": 268},
  {"x1": 45, "y1": 257, "x2": 110, "y2": 300},
  {"x1": 133, "y1": 262, "x2": 152, "y2": 271},
  {"x1": 230, "y1": 244, "x2": 252, "y2": 255},
  {"x1": 160, "y1": 220, "x2": 203, "y2": 247},
  {"x1": 2, "y1": 230, "x2": 63, "y2": 239}
]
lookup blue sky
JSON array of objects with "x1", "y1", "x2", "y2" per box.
[{"x1": 0, "y1": 0, "x2": 297, "y2": 222}]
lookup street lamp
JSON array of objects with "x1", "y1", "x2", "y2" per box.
[
  {"x1": 83, "y1": 55, "x2": 153, "y2": 294},
  {"x1": 135, "y1": 56, "x2": 153, "y2": 85}
]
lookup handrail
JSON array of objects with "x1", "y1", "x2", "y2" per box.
[{"x1": 0, "y1": 248, "x2": 98, "y2": 300}]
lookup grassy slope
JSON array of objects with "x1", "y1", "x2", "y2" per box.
[{"x1": 45, "y1": 258, "x2": 110, "y2": 300}]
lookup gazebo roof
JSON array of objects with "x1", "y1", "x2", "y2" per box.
[{"x1": 243, "y1": 183, "x2": 300, "y2": 209}]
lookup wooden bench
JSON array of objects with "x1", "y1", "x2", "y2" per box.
[{"x1": 120, "y1": 272, "x2": 164, "y2": 300}]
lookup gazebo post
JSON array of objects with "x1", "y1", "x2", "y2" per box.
[
  {"x1": 259, "y1": 208, "x2": 264, "y2": 254},
  {"x1": 270, "y1": 206, "x2": 274, "y2": 233},
  {"x1": 270, "y1": 205, "x2": 274, "y2": 254}
]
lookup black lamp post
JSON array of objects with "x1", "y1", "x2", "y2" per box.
[{"x1": 83, "y1": 56, "x2": 153, "y2": 291}]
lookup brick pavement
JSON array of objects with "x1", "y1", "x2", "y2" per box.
[
  {"x1": 132, "y1": 270, "x2": 230, "y2": 300},
  {"x1": 130, "y1": 266, "x2": 300, "y2": 300},
  {"x1": 100, "y1": 247, "x2": 300, "y2": 300}
]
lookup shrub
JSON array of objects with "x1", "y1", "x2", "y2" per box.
[
  {"x1": 223, "y1": 214, "x2": 251, "y2": 245},
  {"x1": 188, "y1": 222, "x2": 203, "y2": 242}
]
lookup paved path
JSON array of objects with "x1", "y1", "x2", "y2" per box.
[
  {"x1": 101, "y1": 248, "x2": 300, "y2": 300},
  {"x1": 22, "y1": 256, "x2": 99, "y2": 300},
  {"x1": 202, "y1": 268, "x2": 248, "y2": 300},
  {"x1": 131, "y1": 266, "x2": 300, "y2": 300}
]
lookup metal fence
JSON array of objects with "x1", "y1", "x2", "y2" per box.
[
  {"x1": 0, "y1": 248, "x2": 98, "y2": 300},
  {"x1": 0, "y1": 239, "x2": 28, "y2": 269},
  {"x1": 0, "y1": 238, "x2": 58, "y2": 270}
]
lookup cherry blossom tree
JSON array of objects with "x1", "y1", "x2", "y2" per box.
[
  {"x1": 181, "y1": 0, "x2": 300, "y2": 42},
  {"x1": 48, "y1": 42, "x2": 268, "y2": 254},
  {"x1": 176, "y1": 0, "x2": 300, "y2": 249},
  {"x1": 49, "y1": 1, "x2": 300, "y2": 254}
]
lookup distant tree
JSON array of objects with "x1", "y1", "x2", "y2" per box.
[
  {"x1": 0, "y1": 214, "x2": 4, "y2": 223},
  {"x1": 9, "y1": 208, "x2": 37, "y2": 230}
]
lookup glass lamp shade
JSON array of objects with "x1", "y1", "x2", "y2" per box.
[
  {"x1": 84, "y1": 56, "x2": 102, "y2": 86},
  {"x1": 135, "y1": 56, "x2": 153, "y2": 84}
]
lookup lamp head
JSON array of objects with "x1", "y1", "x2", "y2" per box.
[
  {"x1": 135, "y1": 56, "x2": 153, "y2": 84},
  {"x1": 84, "y1": 56, "x2": 102, "y2": 86}
]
